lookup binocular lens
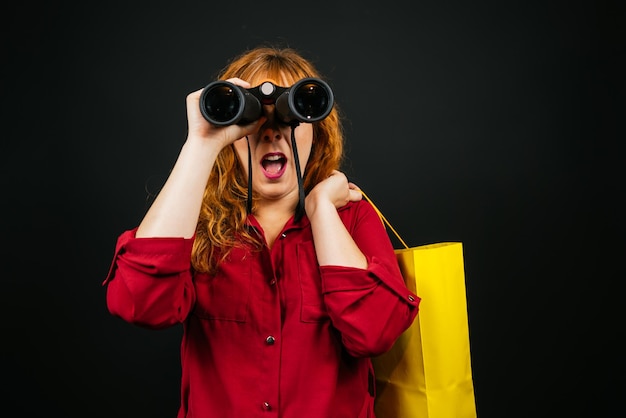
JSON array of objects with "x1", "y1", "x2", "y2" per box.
[
  {"x1": 291, "y1": 82, "x2": 332, "y2": 120},
  {"x1": 201, "y1": 84, "x2": 242, "y2": 124}
]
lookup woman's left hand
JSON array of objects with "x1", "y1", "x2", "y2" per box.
[{"x1": 305, "y1": 170, "x2": 362, "y2": 215}]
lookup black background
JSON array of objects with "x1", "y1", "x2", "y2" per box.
[{"x1": 2, "y1": 0, "x2": 623, "y2": 416}]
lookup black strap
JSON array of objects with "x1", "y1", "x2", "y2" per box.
[
  {"x1": 289, "y1": 122, "x2": 305, "y2": 222},
  {"x1": 246, "y1": 136, "x2": 253, "y2": 214}
]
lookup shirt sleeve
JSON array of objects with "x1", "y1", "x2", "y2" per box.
[
  {"x1": 102, "y1": 228, "x2": 196, "y2": 329},
  {"x1": 320, "y1": 200, "x2": 420, "y2": 358}
]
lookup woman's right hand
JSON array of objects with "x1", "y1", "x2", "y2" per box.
[{"x1": 185, "y1": 78, "x2": 266, "y2": 149}]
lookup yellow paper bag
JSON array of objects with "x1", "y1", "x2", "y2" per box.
[{"x1": 363, "y1": 193, "x2": 477, "y2": 418}]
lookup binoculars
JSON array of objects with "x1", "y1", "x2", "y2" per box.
[{"x1": 199, "y1": 77, "x2": 334, "y2": 126}]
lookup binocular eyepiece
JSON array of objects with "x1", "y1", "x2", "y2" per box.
[{"x1": 199, "y1": 77, "x2": 334, "y2": 126}]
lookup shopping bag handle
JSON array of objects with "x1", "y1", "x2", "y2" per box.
[{"x1": 361, "y1": 191, "x2": 410, "y2": 249}]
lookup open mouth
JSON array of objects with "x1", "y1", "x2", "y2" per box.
[{"x1": 261, "y1": 153, "x2": 287, "y2": 179}]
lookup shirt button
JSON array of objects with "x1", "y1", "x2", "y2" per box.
[
  {"x1": 408, "y1": 295, "x2": 415, "y2": 302},
  {"x1": 280, "y1": 233, "x2": 287, "y2": 239},
  {"x1": 269, "y1": 278, "x2": 277, "y2": 285},
  {"x1": 263, "y1": 402, "x2": 271, "y2": 410},
  {"x1": 265, "y1": 336, "x2": 275, "y2": 345}
]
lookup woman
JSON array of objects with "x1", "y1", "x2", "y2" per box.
[{"x1": 104, "y1": 45, "x2": 419, "y2": 418}]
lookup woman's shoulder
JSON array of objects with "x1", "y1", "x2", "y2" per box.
[{"x1": 337, "y1": 197, "x2": 380, "y2": 223}]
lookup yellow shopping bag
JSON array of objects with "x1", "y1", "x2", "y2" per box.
[{"x1": 363, "y1": 193, "x2": 477, "y2": 418}]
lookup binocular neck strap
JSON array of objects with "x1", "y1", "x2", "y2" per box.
[
  {"x1": 290, "y1": 122, "x2": 305, "y2": 223},
  {"x1": 245, "y1": 123, "x2": 305, "y2": 223},
  {"x1": 246, "y1": 136, "x2": 253, "y2": 215}
]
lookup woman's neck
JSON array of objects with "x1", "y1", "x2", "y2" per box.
[{"x1": 253, "y1": 198, "x2": 298, "y2": 248}]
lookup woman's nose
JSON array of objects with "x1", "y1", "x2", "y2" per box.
[
  {"x1": 260, "y1": 106, "x2": 282, "y2": 141},
  {"x1": 262, "y1": 104, "x2": 276, "y2": 122},
  {"x1": 260, "y1": 125, "x2": 282, "y2": 142}
]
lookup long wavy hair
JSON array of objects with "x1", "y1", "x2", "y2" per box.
[{"x1": 191, "y1": 46, "x2": 345, "y2": 274}]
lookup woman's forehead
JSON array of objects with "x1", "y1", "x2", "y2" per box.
[{"x1": 246, "y1": 71, "x2": 299, "y2": 88}]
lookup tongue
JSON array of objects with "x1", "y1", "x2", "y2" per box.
[{"x1": 264, "y1": 160, "x2": 283, "y2": 174}]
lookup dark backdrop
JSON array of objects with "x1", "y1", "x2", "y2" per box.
[{"x1": 2, "y1": 0, "x2": 623, "y2": 416}]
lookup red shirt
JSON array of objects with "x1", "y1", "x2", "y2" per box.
[{"x1": 104, "y1": 199, "x2": 419, "y2": 418}]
